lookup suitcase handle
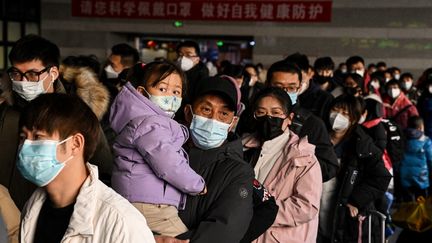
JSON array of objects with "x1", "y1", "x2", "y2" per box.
[{"x1": 368, "y1": 210, "x2": 387, "y2": 243}]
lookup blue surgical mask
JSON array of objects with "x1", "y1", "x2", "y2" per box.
[
  {"x1": 17, "y1": 137, "x2": 73, "y2": 187},
  {"x1": 145, "y1": 89, "x2": 182, "y2": 118},
  {"x1": 189, "y1": 113, "x2": 231, "y2": 150},
  {"x1": 287, "y1": 91, "x2": 297, "y2": 105}
]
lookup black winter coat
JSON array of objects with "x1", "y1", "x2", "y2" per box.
[
  {"x1": 298, "y1": 81, "x2": 334, "y2": 121},
  {"x1": 293, "y1": 105, "x2": 339, "y2": 182},
  {"x1": 332, "y1": 126, "x2": 392, "y2": 243},
  {"x1": 178, "y1": 135, "x2": 254, "y2": 243}
]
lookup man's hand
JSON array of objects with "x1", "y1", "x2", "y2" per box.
[
  {"x1": 154, "y1": 235, "x2": 189, "y2": 243},
  {"x1": 198, "y1": 185, "x2": 207, "y2": 195},
  {"x1": 347, "y1": 203, "x2": 358, "y2": 217}
]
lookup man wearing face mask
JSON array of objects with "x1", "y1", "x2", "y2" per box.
[
  {"x1": 285, "y1": 53, "x2": 334, "y2": 121},
  {"x1": 18, "y1": 93, "x2": 155, "y2": 243},
  {"x1": 176, "y1": 76, "x2": 254, "y2": 243},
  {"x1": 176, "y1": 41, "x2": 209, "y2": 100},
  {"x1": 100, "y1": 43, "x2": 139, "y2": 100},
  {"x1": 0, "y1": 34, "x2": 113, "y2": 209},
  {"x1": 346, "y1": 55, "x2": 371, "y2": 94},
  {"x1": 400, "y1": 72, "x2": 420, "y2": 105},
  {"x1": 383, "y1": 79, "x2": 419, "y2": 129}
]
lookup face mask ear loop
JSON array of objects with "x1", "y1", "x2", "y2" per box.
[{"x1": 56, "y1": 136, "x2": 75, "y2": 163}]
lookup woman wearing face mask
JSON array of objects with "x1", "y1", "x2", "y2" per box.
[
  {"x1": 242, "y1": 87, "x2": 322, "y2": 243},
  {"x1": 417, "y1": 78, "x2": 432, "y2": 138},
  {"x1": 383, "y1": 79, "x2": 419, "y2": 129},
  {"x1": 326, "y1": 95, "x2": 392, "y2": 243},
  {"x1": 109, "y1": 61, "x2": 206, "y2": 237}
]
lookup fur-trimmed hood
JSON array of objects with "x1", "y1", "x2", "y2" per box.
[{"x1": 60, "y1": 65, "x2": 110, "y2": 120}]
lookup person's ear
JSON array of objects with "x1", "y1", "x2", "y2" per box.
[
  {"x1": 282, "y1": 112, "x2": 294, "y2": 130},
  {"x1": 228, "y1": 116, "x2": 239, "y2": 132},
  {"x1": 50, "y1": 66, "x2": 59, "y2": 81},
  {"x1": 136, "y1": 86, "x2": 146, "y2": 96},
  {"x1": 71, "y1": 133, "x2": 84, "y2": 156},
  {"x1": 184, "y1": 104, "x2": 193, "y2": 125}
]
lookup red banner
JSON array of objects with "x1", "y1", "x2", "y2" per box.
[{"x1": 71, "y1": 0, "x2": 332, "y2": 22}]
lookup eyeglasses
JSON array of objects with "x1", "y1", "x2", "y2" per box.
[
  {"x1": 272, "y1": 83, "x2": 299, "y2": 93},
  {"x1": 7, "y1": 66, "x2": 52, "y2": 82}
]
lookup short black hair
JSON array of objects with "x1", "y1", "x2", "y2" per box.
[
  {"x1": 376, "y1": 61, "x2": 387, "y2": 69},
  {"x1": 408, "y1": 116, "x2": 423, "y2": 130},
  {"x1": 314, "y1": 56, "x2": 335, "y2": 71},
  {"x1": 284, "y1": 52, "x2": 309, "y2": 72},
  {"x1": 176, "y1": 40, "x2": 200, "y2": 56},
  {"x1": 346, "y1": 56, "x2": 365, "y2": 69},
  {"x1": 20, "y1": 93, "x2": 100, "y2": 162},
  {"x1": 400, "y1": 72, "x2": 413, "y2": 80},
  {"x1": 111, "y1": 43, "x2": 140, "y2": 65},
  {"x1": 9, "y1": 34, "x2": 60, "y2": 67},
  {"x1": 266, "y1": 60, "x2": 302, "y2": 86},
  {"x1": 253, "y1": 87, "x2": 293, "y2": 115},
  {"x1": 385, "y1": 79, "x2": 400, "y2": 90}
]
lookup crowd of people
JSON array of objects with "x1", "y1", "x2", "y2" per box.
[{"x1": 0, "y1": 34, "x2": 431, "y2": 243}]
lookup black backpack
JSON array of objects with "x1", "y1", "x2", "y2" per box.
[{"x1": 380, "y1": 119, "x2": 405, "y2": 170}]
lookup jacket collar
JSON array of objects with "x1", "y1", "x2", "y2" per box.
[
  {"x1": 243, "y1": 130, "x2": 315, "y2": 168},
  {"x1": 23, "y1": 163, "x2": 100, "y2": 239},
  {"x1": 63, "y1": 163, "x2": 99, "y2": 237}
]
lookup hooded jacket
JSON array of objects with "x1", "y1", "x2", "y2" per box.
[
  {"x1": 400, "y1": 130, "x2": 432, "y2": 190},
  {"x1": 177, "y1": 134, "x2": 254, "y2": 243},
  {"x1": 109, "y1": 82, "x2": 205, "y2": 208},
  {"x1": 0, "y1": 66, "x2": 112, "y2": 210},
  {"x1": 243, "y1": 131, "x2": 322, "y2": 243},
  {"x1": 20, "y1": 164, "x2": 155, "y2": 243}
]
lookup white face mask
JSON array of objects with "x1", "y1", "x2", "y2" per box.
[
  {"x1": 388, "y1": 88, "x2": 401, "y2": 99},
  {"x1": 178, "y1": 56, "x2": 194, "y2": 71},
  {"x1": 341, "y1": 68, "x2": 347, "y2": 74},
  {"x1": 104, "y1": 65, "x2": 120, "y2": 79},
  {"x1": 371, "y1": 80, "x2": 380, "y2": 89},
  {"x1": 355, "y1": 69, "x2": 364, "y2": 78},
  {"x1": 12, "y1": 74, "x2": 53, "y2": 101},
  {"x1": 429, "y1": 85, "x2": 432, "y2": 94},
  {"x1": 403, "y1": 81, "x2": 413, "y2": 90},
  {"x1": 329, "y1": 112, "x2": 350, "y2": 132},
  {"x1": 394, "y1": 74, "x2": 400, "y2": 80}
]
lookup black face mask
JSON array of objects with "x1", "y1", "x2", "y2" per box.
[{"x1": 256, "y1": 116, "x2": 285, "y2": 141}]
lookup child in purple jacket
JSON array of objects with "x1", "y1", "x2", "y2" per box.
[{"x1": 109, "y1": 61, "x2": 206, "y2": 237}]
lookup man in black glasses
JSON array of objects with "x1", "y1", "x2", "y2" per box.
[{"x1": 0, "y1": 35, "x2": 113, "y2": 210}]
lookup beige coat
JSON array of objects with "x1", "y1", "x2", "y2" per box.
[
  {"x1": 244, "y1": 131, "x2": 322, "y2": 243},
  {"x1": 20, "y1": 164, "x2": 155, "y2": 243},
  {"x1": 0, "y1": 185, "x2": 20, "y2": 243}
]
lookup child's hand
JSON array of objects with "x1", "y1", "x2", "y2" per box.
[{"x1": 198, "y1": 185, "x2": 207, "y2": 195}]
